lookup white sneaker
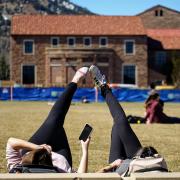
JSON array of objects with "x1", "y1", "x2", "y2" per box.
[
  {"x1": 77, "y1": 67, "x2": 89, "y2": 76},
  {"x1": 72, "y1": 67, "x2": 89, "y2": 83},
  {"x1": 89, "y1": 65, "x2": 106, "y2": 87}
]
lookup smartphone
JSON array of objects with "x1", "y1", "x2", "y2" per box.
[{"x1": 79, "y1": 124, "x2": 93, "y2": 141}]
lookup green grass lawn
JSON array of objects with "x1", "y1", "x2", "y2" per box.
[{"x1": 0, "y1": 101, "x2": 180, "y2": 173}]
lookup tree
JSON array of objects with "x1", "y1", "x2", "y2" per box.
[
  {"x1": 0, "y1": 55, "x2": 9, "y2": 80},
  {"x1": 171, "y1": 51, "x2": 180, "y2": 88}
]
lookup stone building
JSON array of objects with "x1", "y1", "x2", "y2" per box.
[
  {"x1": 10, "y1": 5, "x2": 180, "y2": 87},
  {"x1": 138, "y1": 5, "x2": 180, "y2": 29},
  {"x1": 138, "y1": 5, "x2": 180, "y2": 85}
]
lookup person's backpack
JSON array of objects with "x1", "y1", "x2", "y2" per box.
[
  {"x1": 10, "y1": 164, "x2": 59, "y2": 173},
  {"x1": 124, "y1": 154, "x2": 168, "y2": 177}
]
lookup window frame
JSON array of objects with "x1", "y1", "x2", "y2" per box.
[
  {"x1": 124, "y1": 40, "x2": 135, "y2": 55},
  {"x1": 155, "y1": 51, "x2": 167, "y2": 66},
  {"x1": 122, "y1": 64, "x2": 137, "y2": 85},
  {"x1": 23, "y1": 39, "x2": 34, "y2": 55},
  {"x1": 21, "y1": 64, "x2": 37, "y2": 85},
  {"x1": 51, "y1": 37, "x2": 60, "y2": 47},
  {"x1": 99, "y1": 37, "x2": 108, "y2": 48},
  {"x1": 83, "y1": 37, "x2": 92, "y2": 47},
  {"x1": 67, "y1": 37, "x2": 76, "y2": 47}
]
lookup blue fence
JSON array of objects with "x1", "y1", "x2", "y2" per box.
[{"x1": 0, "y1": 87, "x2": 180, "y2": 102}]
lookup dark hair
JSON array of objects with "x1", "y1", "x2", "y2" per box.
[
  {"x1": 134, "y1": 146, "x2": 158, "y2": 158},
  {"x1": 22, "y1": 149, "x2": 53, "y2": 166},
  {"x1": 145, "y1": 93, "x2": 159, "y2": 105},
  {"x1": 150, "y1": 82, "x2": 156, "y2": 89}
]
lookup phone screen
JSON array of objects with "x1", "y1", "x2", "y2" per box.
[{"x1": 79, "y1": 124, "x2": 93, "y2": 141}]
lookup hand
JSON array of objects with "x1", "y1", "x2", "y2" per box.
[
  {"x1": 38, "y1": 144, "x2": 52, "y2": 154},
  {"x1": 146, "y1": 119, "x2": 151, "y2": 124},
  {"x1": 96, "y1": 164, "x2": 114, "y2": 173},
  {"x1": 80, "y1": 137, "x2": 91, "y2": 152},
  {"x1": 97, "y1": 159, "x2": 123, "y2": 173},
  {"x1": 110, "y1": 159, "x2": 123, "y2": 167}
]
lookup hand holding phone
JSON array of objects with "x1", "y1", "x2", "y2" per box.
[{"x1": 79, "y1": 124, "x2": 93, "y2": 142}]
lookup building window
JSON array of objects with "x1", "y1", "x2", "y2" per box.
[
  {"x1": 154, "y1": 9, "x2": 164, "y2": 16},
  {"x1": 160, "y1": 10, "x2": 163, "y2": 16},
  {"x1": 67, "y1": 37, "x2": 76, "y2": 47},
  {"x1": 155, "y1": 10, "x2": 158, "y2": 16},
  {"x1": 155, "y1": 51, "x2": 166, "y2": 66},
  {"x1": 23, "y1": 40, "x2": 34, "y2": 54},
  {"x1": 51, "y1": 37, "x2": 59, "y2": 47},
  {"x1": 83, "y1": 37, "x2": 91, "y2": 47},
  {"x1": 123, "y1": 65, "x2": 136, "y2": 84},
  {"x1": 124, "y1": 40, "x2": 135, "y2": 55},
  {"x1": 22, "y1": 65, "x2": 35, "y2": 84},
  {"x1": 99, "y1": 37, "x2": 108, "y2": 47}
]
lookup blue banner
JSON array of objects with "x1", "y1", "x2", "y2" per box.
[{"x1": 0, "y1": 87, "x2": 180, "y2": 102}]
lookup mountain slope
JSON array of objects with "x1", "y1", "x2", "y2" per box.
[{"x1": 0, "y1": 0, "x2": 94, "y2": 15}]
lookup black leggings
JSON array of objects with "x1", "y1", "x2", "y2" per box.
[
  {"x1": 22, "y1": 82, "x2": 77, "y2": 167},
  {"x1": 101, "y1": 86, "x2": 142, "y2": 163}
]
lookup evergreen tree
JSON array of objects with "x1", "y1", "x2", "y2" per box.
[
  {"x1": 0, "y1": 55, "x2": 9, "y2": 80},
  {"x1": 172, "y1": 51, "x2": 180, "y2": 88}
]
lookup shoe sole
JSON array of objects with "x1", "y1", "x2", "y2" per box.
[{"x1": 89, "y1": 65, "x2": 103, "y2": 87}]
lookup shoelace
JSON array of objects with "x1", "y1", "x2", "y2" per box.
[{"x1": 94, "y1": 75, "x2": 106, "y2": 86}]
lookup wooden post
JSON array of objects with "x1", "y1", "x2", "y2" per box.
[{"x1": 10, "y1": 85, "x2": 13, "y2": 101}]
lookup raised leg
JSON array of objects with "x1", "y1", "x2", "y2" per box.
[
  {"x1": 22, "y1": 67, "x2": 89, "y2": 167},
  {"x1": 89, "y1": 65, "x2": 142, "y2": 163}
]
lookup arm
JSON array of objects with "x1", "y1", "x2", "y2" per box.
[
  {"x1": 6, "y1": 137, "x2": 51, "y2": 171},
  {"x1": 147, "y1": 109, "x2": 155, "y2": 124},
  {"x1": 144, "y1": 101, "x2": 151, "y2": 120},
  {"x1": 7, "y1": 137, "x2": 52, "y2": 152},
  {"x1": 97, "y1": 159, "x2": 123, "y2": 173},
  {"x1": 146, "y1": 101, "x2": 159, "y2": 124},
  {"x1": 77, "y1": 138, "x2": 90, "y2": 173},
  {"x1": 144, "y1": 110, "x2": 150, "y2": 120}
]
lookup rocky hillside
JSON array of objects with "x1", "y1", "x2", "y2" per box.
[
  {"x1": 0, "y1": 0, "x2": 94, "y2": 63},
  {"x1": 0, "y1": 0, "x2": 94, "y2": 15}
]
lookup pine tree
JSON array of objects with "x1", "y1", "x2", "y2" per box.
[
  {"x1": 172, "y1": 51, "x2": 180, "y2": 88},
  {"x1": 0, "y1": 55, "x2": 10, "y2": 80}
]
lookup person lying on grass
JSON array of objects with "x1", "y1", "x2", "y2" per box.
[
  {"x1": 89, "y1": 65, "x2": 168, "y2": 176},
  {"x1": 6, "y1": 67, "x2": 90, "y2": 173},
  {"x1": 6, "y1": 65, "x2": 168, "y2": 176}
]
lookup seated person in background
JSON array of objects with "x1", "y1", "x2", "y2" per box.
[
  {"x1": 148, "y1": 82, "x2": 158, "y2": 96},
  {"x1": 6, "y1": 67, "x2": 91, "y2": 173},
  {"x1": 144, "y1": 93, "x2": 168, "y2": 124}
]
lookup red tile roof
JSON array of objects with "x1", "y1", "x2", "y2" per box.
[
  {"x1": 147, "y1": 29, "x2": 180, "y2": 49},
  {"x1": 11, "y1": 15, "x2": 146, "y2": 35}
]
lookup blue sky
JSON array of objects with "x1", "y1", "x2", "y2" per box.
[{"x1": 71, "y1": 0, "x2": 180, "y2": 15}]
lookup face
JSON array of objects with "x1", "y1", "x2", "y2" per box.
[{"x1": 21, "y1": 150, "x2": 34, "y2": 164}]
